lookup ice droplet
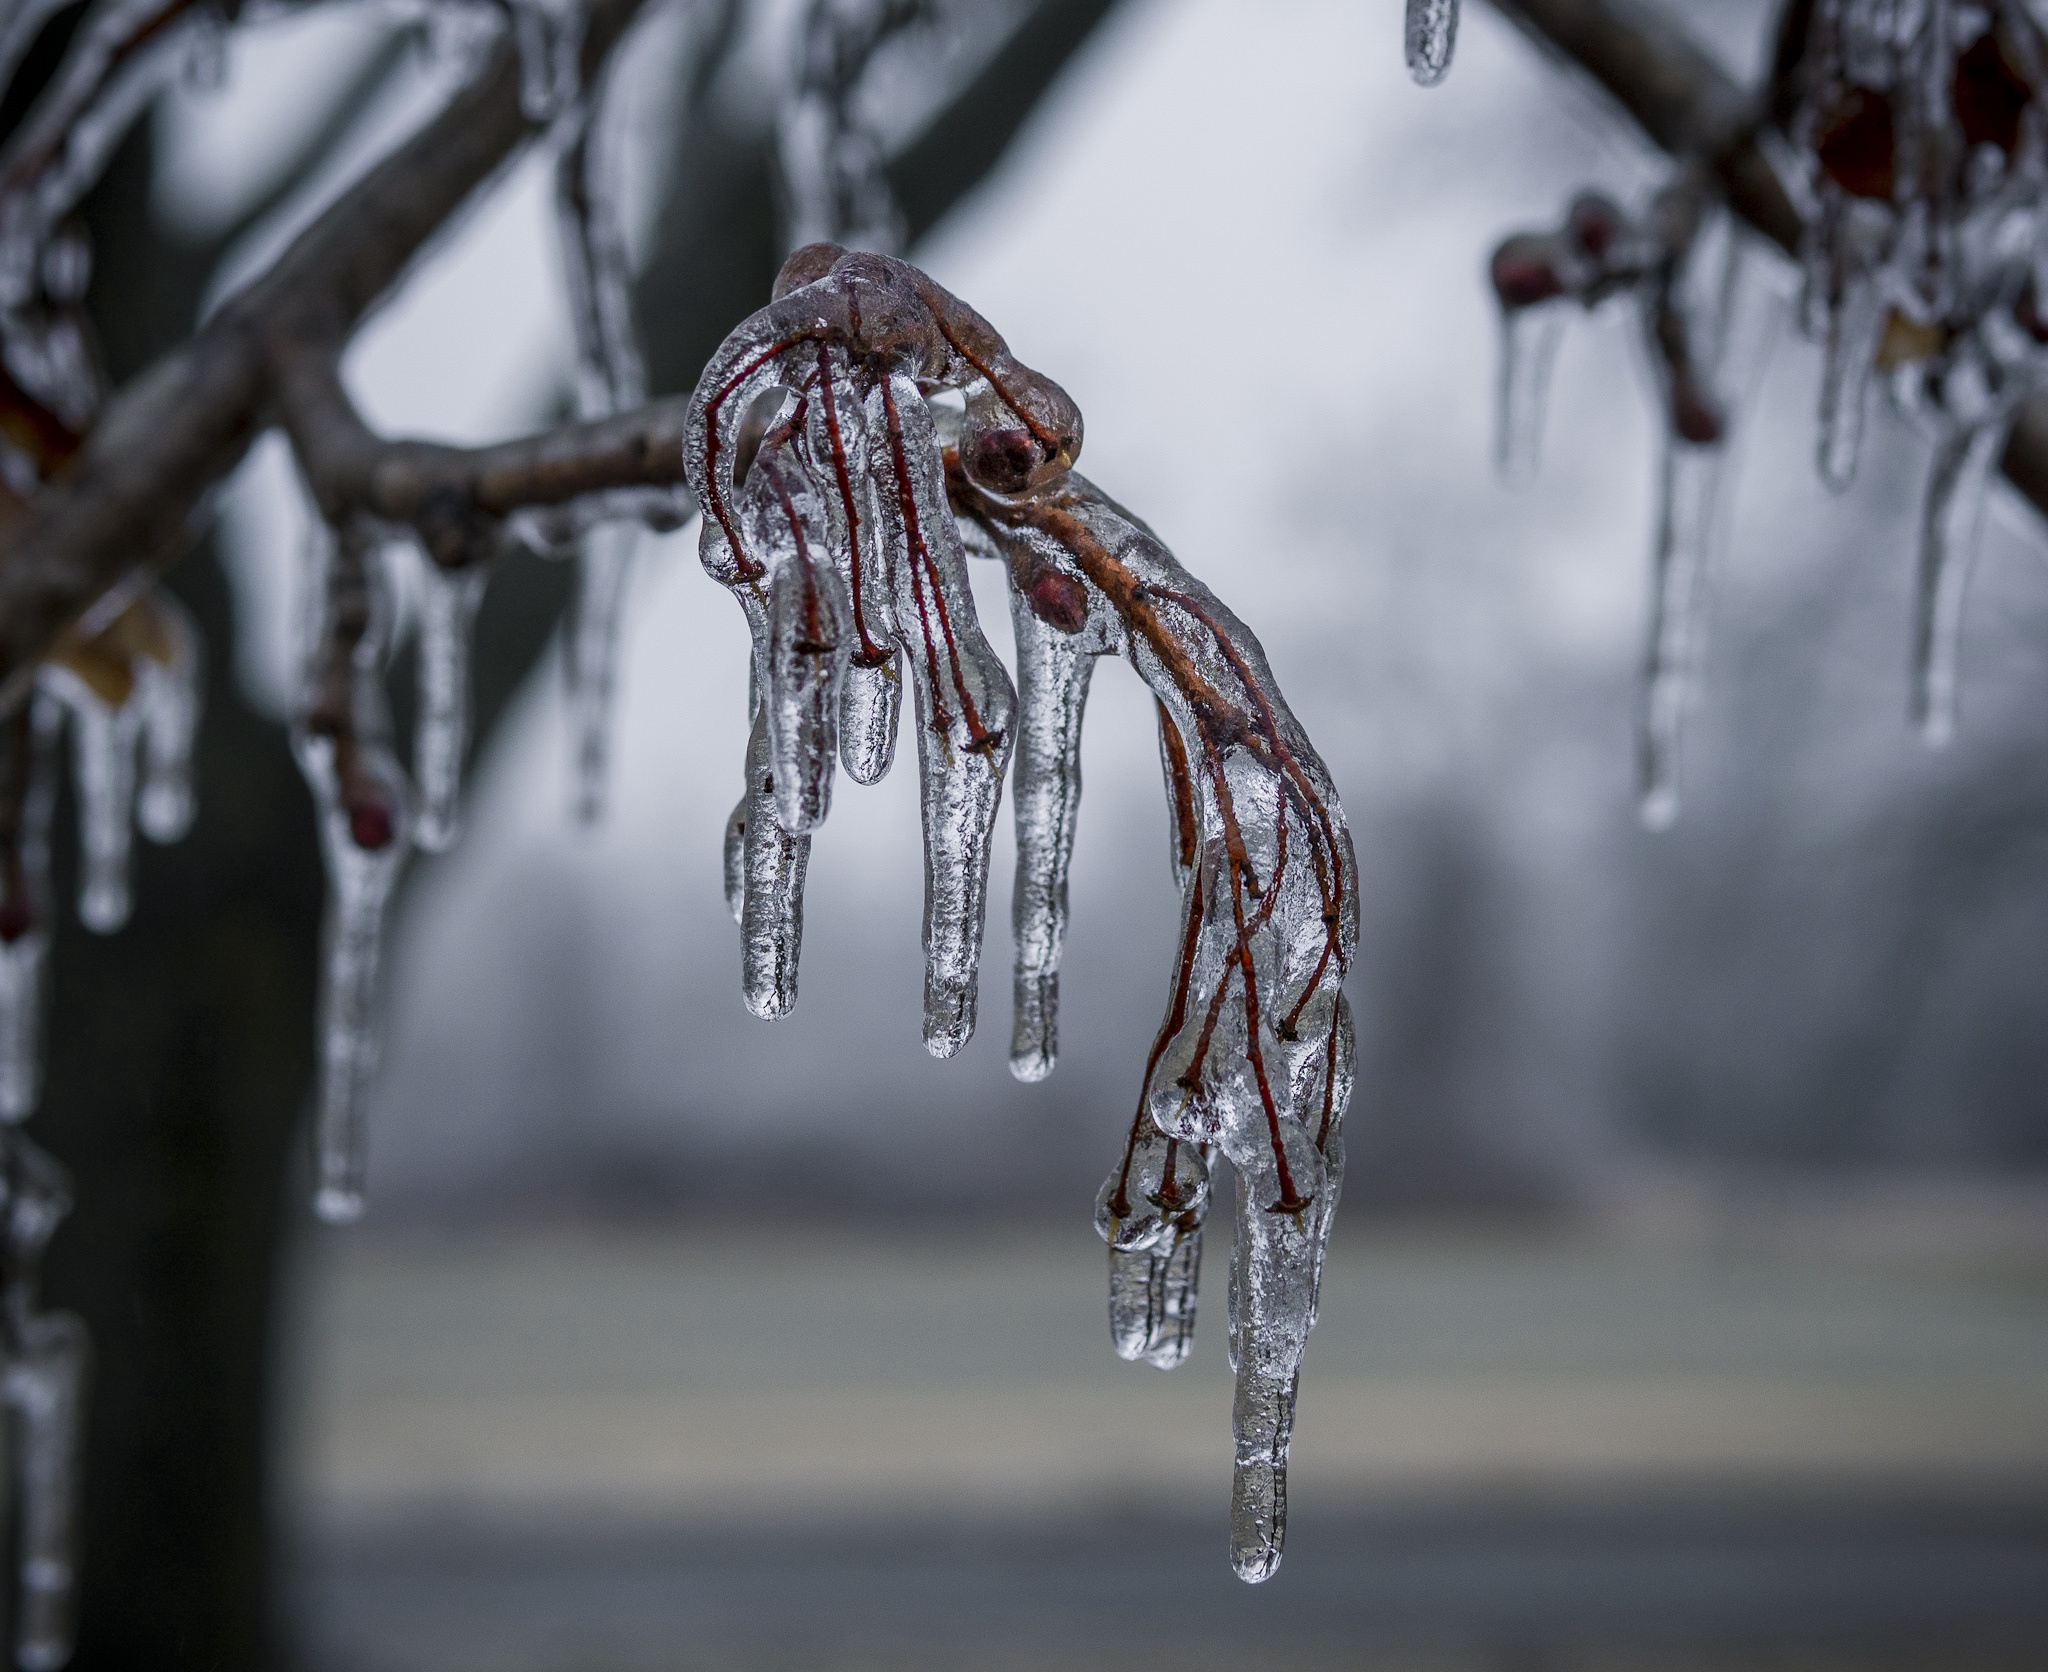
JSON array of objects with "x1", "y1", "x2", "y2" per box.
[
  {"x1": 1405, "y1": 0, "x2": 1458, "y2": 86},
  {"x1": 1912, "y1": 413, "x2": 2011, "y2": 747},
  {"x1": 412, "y1": 558, "x2": 487, "y2": 853},
  {"x1": 1497, "y1": 301, "x2": 1567, "y2": 484},
  {"x1": 0, "y1": 1129, "x2": 87, "y2": 1672}
]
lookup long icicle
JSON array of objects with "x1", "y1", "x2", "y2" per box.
[
  {"x1": 1, "y1": 1129, "x2": 87, "y2": 1672},
  {"x1": 1912, "y1": 410, "x2": 2012, "y2": 745}
]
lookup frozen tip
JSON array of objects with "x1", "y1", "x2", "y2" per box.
[
  {"x1": 922, "y1": 982, "x2": 975, "y2": 1058},
  {"x1": 77, "y1": 885, "x2": 128, "y2": 935},
  {"x1": 1407, "y1": 56, "x2": 1451, "y2": 88},
  {"x1": 1008, "y1": 1044, "x2": 1053, "y2": 1083},
  {"x1": 138, "y1": 783, "x2": 195, "y2": 844},
  {"x1": 1230, "y1": 1540, "x2": 1282, "y2": 1584},
  {"x1": 16, "y1": 1636, "x2": 71, "y2": 1672},
  {"x1": 314, "y1": 1184, "x2": 365, "y2": 1226},
  {"x1": 1637, "y1": 785, "x2": 1679, "y2": 831},
  {"x1": 744, "y1": 985, "x2": 797, "y2": 1021},
  {"x1": 1145, "y1": 1338, "x2": 1193, "y2": 1371},
  {"x1": 413, "y1": 811, "x2": 459, "y2": 854}
]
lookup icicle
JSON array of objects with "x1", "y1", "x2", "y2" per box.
[
  {"x1": 1818, "y1": 264, "x2": 1884, "y2": 488},
  {"x1": 1098, "y1": 1124, "x2": 1210, "y2": 1368},
  {"x1": 135, "y1": 596, "x2": 200, "y2": 846},
  {"x1": 554, "y1": 86, "x2": 647, "y2": 824},
  {"x1": 1912, "y1": 411, "x2": 2011, "y2": 744},
  {"x1": 506, "y1": 0, "x2": 586, "y2": 122},
  {"x1": 0, "y1": 705, "x2": 55, "y2": 1124},
  {"x1": 35, "y1": 664, "x2": 140, "y2": 936},
  {"x1": 296, "y1": 730, "x2": 411, "y2": 1225},
  {"x1": 563, "y1": 522, "x2": 634, "y2": 825},
  {"x1": 1224, "y1": 1123, "x2": 1326, "y2": 1585},
  {"x1": 0, "y1": 1130, "x2": 87, "y2": 1672},
  {"x1": 1007, "y1": 580, "x2": 1096, "y2": 1082},
  {"x1": 804, "y1": 351, "x2": 901, "y2": 788},
  {"x1": 1496, "y1": 301, "x2": 1567, "y2": 484},
  {"x1": 412, "y1": 559, "x2": 487, "y2": 853},
  {"x1": 294, "y1": 523, "x2": 413, "y2": 1225},
  {"x1": 736, "y1": 704, "x2": 810, "y2": 1017},
  {"x1": 1639, "y1": 437, "x2": 1723, "y2": 828},
  {"x1": 722, "y1": 795, "x2": 746, "y2": 924},
  {"x1": 1405, "y1": 0, "x2": 1458, "y2": 86},
  {"x1": 748, "y1": 447, "x2": 850, "y2": 835},
  {"x1": 866, "y1": 374, "x2": 1017, "y2": 1058}
]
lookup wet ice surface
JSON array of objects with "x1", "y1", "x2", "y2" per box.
[{"x1": 285, "y1": 1209, "x2": 2048, "y2": 1671}]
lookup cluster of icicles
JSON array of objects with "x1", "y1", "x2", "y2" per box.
[
  {"x1": 1463, "y1": 0, "x2": 2048, "y2": 821},
  {"x1": 0, "y1": 598, "x2": 194, "y2": 1672},
  {"x1": 687, "y1": 243, "x2": 1359, "y2": 1582}
]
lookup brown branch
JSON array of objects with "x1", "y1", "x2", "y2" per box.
[
  {"x1": 0, "y1": 0, "x2": 656, "y2": 709},
  {"x1": 1486, "y1": 0, "x2": 2048, "y2": 519}
]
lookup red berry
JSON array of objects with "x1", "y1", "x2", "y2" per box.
[
  {"x1": 1566, "y1": 192, "x2": 1623, "y2": 259},
  {"x1": 1025, "y1": 569, "x2": 1089, "y2": 634},
  {"x1": 1816, "y1": 87, "x2": 1897, "y2": 201},
  {"x1": 1491, "y1": 236, "x2": 1565, "y2": 308},
  {"x1": 348, "y1": 801, "x2": 395, "y2": 851},
  {"x1": 1955, "y1": 29, "x2": 2031, "y2": 156}
]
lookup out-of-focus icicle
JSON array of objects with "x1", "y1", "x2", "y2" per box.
[
  {"x1": 1913, "y1": 410, "x2": 2012, "y2": 744},
  {"x1": 1637, "y1": 437, "x2": 1721, "y2": 829},
  {"x1": 507, "y1": 0, "x2": 587, "y2": 121},
  {"x1": 294, "y1": 521, "x2": 413, "y2": 1226},
  {"x1": 1496, "y1": 301, "x2": 1567, "y2": 484},
  {"x1": 0, "y1": 704, "x2": 55, "y2": 1124},
  {"x1": 35, "y1": 668, "x2": 138, "y2": 937},
  {"x1": 1404, "y1": 0, "x2": 1458, "y2": 86},
  {"x1": 412, "y1": 557, "x2": 486, "y2": 852},
  {"x1": 135, "y1": 594, "x2": 199, "y2": 845},
  {"x1": 554, "y1": 82, "x2": 647, "y2": 824},
  {"x1": 867, "y1": 373, "x2": 1016, "y2": 1057},
  {"x1": 1818, "y1": 264, "x2": 1884, "y2": 488},
  {"x1": 0, "y1": 1129, "x2": 87, "y2": 1672},
  {"x1": 778, "y1": 0, "x2": 932, "y2": 254}
]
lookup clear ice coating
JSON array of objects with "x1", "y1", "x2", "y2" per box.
[
  {"x1": 411, "y1": 557, "x2": 487, "y2": 853},
  {"x1": 0, "y1": 1129, "x2": 87, "y2": 1672},
  {"x1": 685, "y1": 249, "x2": 1354, "y2": 1579},
  {"x1": 293, "y1": 522, "x2": 415, "y2": 1226},
  {"x1": 1404, "y1": 0, "x2": 1458, "y2": 87}
]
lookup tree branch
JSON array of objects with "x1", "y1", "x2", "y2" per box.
[
  {"x1": 0, "y1": 0, "x2": 654, "y2": 708},
  {"x1": 1486, "y1": 0, "x2": 2048, "y2": 521}
]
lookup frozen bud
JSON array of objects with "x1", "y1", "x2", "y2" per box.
[
  {"x1": 1491, "y1": 235, "x2": 1567, "y2": 309},
  {"x1": 1953, "y1": 29, "x2": 2031, "y2": 157},
  {"x1": 1816, "y1": 87, "x2": 1897, "y2": 201},
  {"x1": 1094, "y1": 1127, "x2": 1210, "y2": 1252},
  {"x1": 1566, "y1": 191, "x2": 1624, "y2": 260}
]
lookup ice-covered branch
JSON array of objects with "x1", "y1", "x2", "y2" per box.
[
  {"x1": 685, "y1": 244, "x2": 1357, "y2": 1585},
  {"x1": 0, "y1": 0, "x2": 656, "y2": 712},
  {"x1": 1488, "y1": 0, "x2": 2048, "y2": 521}
]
